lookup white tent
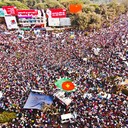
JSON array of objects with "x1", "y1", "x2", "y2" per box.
[
  {"x1": 54, "y1": 90, "x2": 72, "y2": 106},
  {"x1": 61, "y1": 112, "x2": 77, "y2": 123}
]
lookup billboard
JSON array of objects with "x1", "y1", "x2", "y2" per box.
[
  {"x1": 2, "y1": 6, "x2": 17, "y2": 16},
  {"x1": 0, "y1": 8, "x2": 5, "y2": 17},
  {"x1": 5, "y1": 16, "x2": 18, "y2": 29},
  {"x1": 46, "y1": 8, "x2": 66, "y2": 18},
  {"x1": 48, "y1": 18, "x2": 60, "y2": 26},
  {"x1": 60, "y1": 18, "x2": 71, "y2": 26},
  {"x1": 17, "y1": 9, "x2": 38, "y2": 18}
]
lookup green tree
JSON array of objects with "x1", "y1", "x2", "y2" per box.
[
  {"x1": 26, "y1": 0, "x2": 36, "y2": 8},
  {"x1": 0, "y1": 2, "x2": 7, "y2": 7},
  {"x1": 90, "y1": 4, "x2": 101, "y2": 14},
  {"x1": 44, "y1": 0, "x2": 64, "y2": 8},
  {"x1": 81, "y1": 0, "x2": 91, "y2": 4},
  {"x1": 4, "y1": 1, "x2": 28, "y2": 9},
  {"x1": 121, "y1": 0, "x2": 128, "y2": 9},
  {"x1": 17, "y1": 0, "x2": 27, "y2": 4},
  {"x1": 34, "y1": 3, "x2": 47, "y2": 9},
  {"x1": 99, "y1": 4, "x2": 107, "y2": 15},
  {"x1": 107, "y1": 1, "x2": 118, "y2": 20},
  {"x1": 116, "y1": 4, "x2": 126, "y2": 15},
  {"x1": 77, "y1": 12, "x2": 89, "y2": 30},
  {"x1": 82, "y1": 4, "x2": 95, "y2": 13},
  {"x1": 87, "y1": 12, "x2": 102, "y2": 30}
]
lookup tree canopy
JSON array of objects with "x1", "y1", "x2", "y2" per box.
[{"x1": 0, "y1": 0, "x2": 127, "y2": 30}]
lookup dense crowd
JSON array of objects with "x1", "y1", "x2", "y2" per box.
[{"x1": 0, "y1": 13, "x2": 128, "y2": 128}]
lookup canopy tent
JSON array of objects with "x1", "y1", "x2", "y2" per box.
[{"x1": 54, "y1": 90, "x2": 72, "y2": 106}]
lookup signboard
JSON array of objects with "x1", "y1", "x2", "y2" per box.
[
  {"x1": 5, "y1": 16, "x2": 18, "y2": 29},
  {"x1": 17, "y1": 9, "x2": 38, "y2": 18},
  {"x1": 48, "y1": 18, "x2": 60, "y2": 26},
  {"x1": 2, "y1": 6, "x2": 17, "y2": 16},
  {"x1": 60, "y1": 18, "x2": 71, "y2": 26},
  {"x1": 0, "y1": 8, "x2": 5, "y2": 17},
  {"x1": 46, "y1": 8, "x2": 66, "y2": 18}
]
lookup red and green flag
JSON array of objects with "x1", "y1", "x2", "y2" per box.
[
  {"x1": 69, "y1": 4, "x2": 82, "y2": 14},
  {"x1": 55, "y1": 78, "x2": 77, "y2": 92}
]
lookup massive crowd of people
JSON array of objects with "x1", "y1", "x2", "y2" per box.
[{"x1": 0, "y1": 13, "x2": 128, "y2": 128}]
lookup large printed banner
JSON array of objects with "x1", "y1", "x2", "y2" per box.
[
  {"x1": 24, "y1": 92, "x2": 53, "y2": 110},
  {"x1": 17, "y1": 9, "x2": 38, "y2": 18},
  {"x1": 2, "y1": 6, "x2": 17, "y2": 16},
  {"x1": 46, "y1": 8, "x2": 66, "y2": 18},
  {"x1": 4, "y1": 16, "x2": 18, "y2": 29},
  {"x1": 2, "y1": 6, "x2": 39, "y2": 18}
]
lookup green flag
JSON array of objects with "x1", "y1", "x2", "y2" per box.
[
  {"x1": 55, "y1": 78, "x2": 72, "y2": 89},
  {"x1": 55, "y1": 78, "x2": 77, "y2": 92}
]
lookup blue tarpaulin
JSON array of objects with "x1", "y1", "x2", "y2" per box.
[{"x1": 24, "y1": 92, "x2": 53, "y2": 110}]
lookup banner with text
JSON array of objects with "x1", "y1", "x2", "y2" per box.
[
  {"x1": 2, "y1": 6, "x2": 17, "y2": 16},
  {"x1": 46, "y1": 8, "x2": 66, "y2": 18}
]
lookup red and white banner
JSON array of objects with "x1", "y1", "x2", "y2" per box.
[
  {"x1": 46, "y1": 8, "x2": 66, "y2": 18},
  {"x1": 17, "y1": 9, "x2": 38, "y2": 18},
  {"x1": 2, "y1": 6, "x2": 17, "y2": 16}
]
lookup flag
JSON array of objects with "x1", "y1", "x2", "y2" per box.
[
  {"x1": 55, "y1": 78, "x2": 77, "y2": 92},
  {"x1": 69, "y1": 4, "x2": 82, "y2": 14},
  {"x1": 24, "y1": 92, "x2": 53, "y2": 110}
]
